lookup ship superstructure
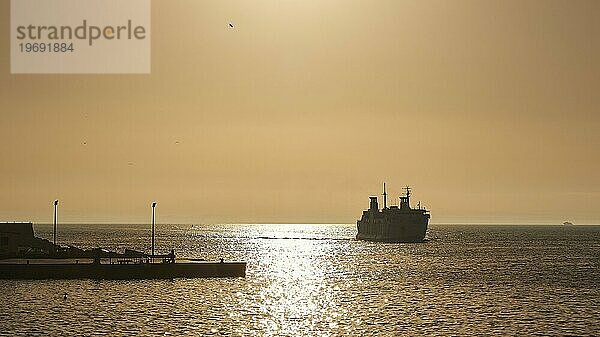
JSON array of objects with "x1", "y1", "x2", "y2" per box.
[{"x1": 356, "y1": 184, "x2": 430, "y2": 242}]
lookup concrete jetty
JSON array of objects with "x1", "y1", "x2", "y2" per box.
[{"x1": 0, "y1": 258, "x2": 246, "y2": 279}]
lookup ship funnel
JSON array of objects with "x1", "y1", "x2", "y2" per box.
[{"x1": 369, "y1": 196, "x2": 379, "y2": 211}]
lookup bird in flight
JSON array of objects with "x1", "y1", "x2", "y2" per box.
[{"x1": 229, "y1": 22, "x2": 235, "y2": 28}]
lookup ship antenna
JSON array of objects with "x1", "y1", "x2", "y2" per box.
[{"x1": 382, "y1": 183, "x2": 387, "y2": 209}]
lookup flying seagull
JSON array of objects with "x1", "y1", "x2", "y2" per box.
[{"x1": 229, "y1": 22, "x2": 235, "y2": 28}]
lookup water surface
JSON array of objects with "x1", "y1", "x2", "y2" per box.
[{"x1": 1, "y1": 224, "x2": 598, "y2": 336}]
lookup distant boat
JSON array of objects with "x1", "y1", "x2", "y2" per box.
[{"x1": 563, "y1": 221, "x2": 574, "y2": 226}]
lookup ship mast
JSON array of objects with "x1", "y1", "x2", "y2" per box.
[
  {"x1": 53, "y1": 199, "x2": 58, "y2": 248},
  {"x1": 382, "y1": 183, "x2": 387, "y2": 209},
  {"x1": 151, "y1": 201, "x2": 157, "y2": 257},
  {"x1": 399, "y1": 186, "x2": 411, "y2": 210}
]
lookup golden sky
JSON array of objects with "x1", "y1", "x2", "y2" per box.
[{"x1": 1, "y1": 0, "x2": 599, "y2": 224}]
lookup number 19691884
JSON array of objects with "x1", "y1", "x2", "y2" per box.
[{"x1": 19, "y1": 42, "x2": 74, "y2": 53}]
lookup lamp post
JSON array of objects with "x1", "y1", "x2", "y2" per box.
[
  {"x1": 53, "y1": 200, "x2": 59, "y2": 247},
  {"x1": 151, "y1": 202, "x2": 156, "y2": 257}
]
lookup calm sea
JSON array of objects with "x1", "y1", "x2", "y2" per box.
[{"x1": 1, "y1": 224, "x2": 598, "y2": 336}]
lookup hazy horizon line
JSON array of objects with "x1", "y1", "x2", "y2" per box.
[{"x1": 23, "y1": 222, "x2": 600, "y2": 226}]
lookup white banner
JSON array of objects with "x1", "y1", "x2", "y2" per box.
[{"x1": 11, "y1": 0, "x2": 151, "y2": 74}]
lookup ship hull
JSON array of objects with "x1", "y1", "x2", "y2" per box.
[{"x1": 356, "y1": 213, "x2": 429, "y2": 243}]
